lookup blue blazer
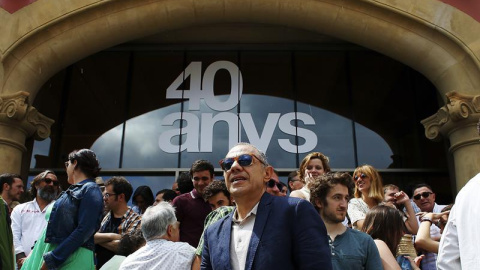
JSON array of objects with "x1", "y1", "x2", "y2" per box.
[{"x1": 201, "y1": 192, "x2": 332, "y2": 270}]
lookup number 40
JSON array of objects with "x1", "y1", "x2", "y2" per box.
[{"x1": 166, "y1": 61, "x2": 243, "y2": 111}]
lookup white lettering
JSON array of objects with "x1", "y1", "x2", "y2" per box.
[
  {"x1": 200, "y1": 112, "x2": 239, "y2": 152},
  {"x1": 158, "y1": 112, "x2": 200, "y2": 153},
  {"x1": 162, "y1": 60, "x2": 318, "y2": 154},
  {"x1": 202, "y1": 61, "x2": 242, "y2": 111},
  {"x1": 278, "y1": 112, "x2": 317, "y2": 153},
  {"x1": 240, "y1": 113, "x2": 280, "y2": 153},
  {"x1": 166, "y1": 62, "x2": 203, "y2": 110}
]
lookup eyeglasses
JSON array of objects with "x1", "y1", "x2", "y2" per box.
[
  {"x1": 413, "y1": 192, "x2": 433, "y2": 200},
  {"x1": 267, "y1": 179, "x2": 282, "y2": 191},
  {"x1": 219, "y1": 153, "x2": 265, "y2": 171},
  {"x1": 103, "y1": 193, "x2": 118, "y2": 199},
  {"x1": 353, "y1": 173, "x2": 367, "y2": 181},
  {"x1": 43, "y1": 178, "x2": 59, "y2": 186}
]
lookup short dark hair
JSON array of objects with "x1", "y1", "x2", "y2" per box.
[
  {"x1": 132, "y1": 186, "x2": 154, "y2": 207},
  {"x1": 30, "y1": 170, "x2": 56, "y2": 197},
  {"x1": 176, "y1": 172, "x2": 194, "y2": 194},
  {"x1": 156, "y1": 189, "x2": 177, "y2": 202},
  {"x1": 190, "y1": 160, "x2": 214, "y2": 178},
  {"x1": 309, "y1": 172, "x2": 354, "y2": 212},
  {"x1": 412, "y1": 183, "x2": 433, "y2": 197},
  {"x1": 0, "y1": 173, "x2": 22, "y2": 193},
  {"x1": 105, "y1": 176, "x2": 133, "y2": 202},
  {"x1": 203, "y1": 180, "x2": 230, "y2": 202},
  {"x1": 67, "y1": 149, "x2": 101, "y2": 179},
  {"x1": 287, "y1": 171, "x2": 300, "y2": 192},
  {"x1": 117, "y1": 230, "x2": 145, "y2": 256}
]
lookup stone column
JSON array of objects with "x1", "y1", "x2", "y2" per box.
[
  {"x1": 0, "y1": 91, "x2": 54, "y2": 174},
  {"x1": 421, "y1": 91, "x2": 480, "y2": 193}
]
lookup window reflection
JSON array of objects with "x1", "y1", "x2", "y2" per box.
[
  {"x1": 92, "y1": 94, "x2": 393, "y2": 169},
  {"x1": 30, "y1": 138, "x2": 52, "y2": 168},
  {"x1": 355, "y1": 123, "x2": 393, "y2": 168},
  {"x1": 30, "y1": 49, "x2": 445, "y2": 173}
]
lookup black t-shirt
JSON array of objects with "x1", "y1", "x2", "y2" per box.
[{"x1": 95, "y1": 216, "x2": 122, "y2": 268}]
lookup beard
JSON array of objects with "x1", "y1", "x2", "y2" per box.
[{"x1": 38, "y1": 185, "x2": 58, "y2": 202}]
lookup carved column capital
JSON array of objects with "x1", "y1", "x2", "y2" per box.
[
  {"x1": 421, "y1": 91, "x2": 480, "y2": 142},
  {"x1": 0, "y1": 91, "x2": 54, "y2": 142}
]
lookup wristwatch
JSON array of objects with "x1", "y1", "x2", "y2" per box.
[{"x1": 420, "y1": 217, "x2": 433, "y2": 223}]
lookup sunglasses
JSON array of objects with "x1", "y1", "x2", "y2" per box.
[
  {"x1": 353, "y1": 173, "x2": 367, "y2": 181},
  {"x1": 43, "y1": 178, "x2": 59, "y2": 186},
  {"x1": 413, "y1": 192, "x2": 433, "y2": 200},
  {"x1": 219, "y1": 153, "x2": 265, "y2": 171},
  {"x1": 267, "y1": 179, "x2": 283, "y2": 191}
]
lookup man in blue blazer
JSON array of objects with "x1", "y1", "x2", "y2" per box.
[{"x1": 201, "y1": 143, "x2": 332, "y2": 270}]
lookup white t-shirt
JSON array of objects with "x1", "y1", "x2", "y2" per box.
[{"x1": 10, "y1": 199, "x2": 53, "y2": 256}]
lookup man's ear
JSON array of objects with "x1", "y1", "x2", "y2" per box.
[
  {"x1": 263, "y1": 166, "x2": 273, "y2": 183},
  {"x1": 315, "y1": 199, "x2": 324, "y2": 210},
  {"x1": 166, "y1": 224, "x2": 174, "y2": 237},
  {"x1": 118, "y1": 193, "x2": 126, "y2": 202},
  {"x1": 2, "y1": 183, "x2": 10, "y2": 191}
]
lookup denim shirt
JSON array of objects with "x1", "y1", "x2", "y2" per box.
[{"x1": 43, "y1": 179, "x2": 104, "y2": 270}]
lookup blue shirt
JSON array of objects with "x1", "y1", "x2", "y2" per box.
[
  {"x1": 330, "y1": 228, "x2": 383, "y2": 270},
  {"x1": 43, "y1": 179, "x2": 104, "y2": 269}
]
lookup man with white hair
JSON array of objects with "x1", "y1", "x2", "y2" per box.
[{"x1": 119, "y1": 202, "x2": 195, "y2": 270}]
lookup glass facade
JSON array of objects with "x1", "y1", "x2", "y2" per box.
[{"x1": 28, "y1": 47, "x2": 452, "y2": 204}]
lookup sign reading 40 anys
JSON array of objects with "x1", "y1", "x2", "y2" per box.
[{"x1": 159, "y1": 61, "x2": 317, "y2": 153}]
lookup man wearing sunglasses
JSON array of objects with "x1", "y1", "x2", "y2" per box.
[
  {"x1": 201, "y1": 143, "x2": 332, "y2": 270},
  {"x1": 265, "y1": 169, "x2": 282, "y2": 196},
  {"x1": 412, "y1": 184, "x2": 446, "y2": 270},
  {"x1": 10, "y1": 170, "x2": 59, "y2": 268}
]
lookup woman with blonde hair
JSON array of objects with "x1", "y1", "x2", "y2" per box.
[
  {"x1": 290, "y1": 152, "x2": 331, "y2": 200},
  {"x1": 347, "y1": 164, "x2": 384, "y2": 230}
]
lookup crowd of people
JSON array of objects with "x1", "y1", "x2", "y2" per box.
[{"x1": 0, "y1": 140, "x2": 474, "y2": 269}]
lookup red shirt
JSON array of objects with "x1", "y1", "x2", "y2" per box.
[{"x1": 172, "y1": 189, "x2": 212, "y2": 247}]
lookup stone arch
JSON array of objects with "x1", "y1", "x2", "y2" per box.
[
  {"x1": 1, "y1": 0, "x2": 480, "y2": 101},
  {"x1": 1, "y1": 0, "x2": 480, "y2": 187}
]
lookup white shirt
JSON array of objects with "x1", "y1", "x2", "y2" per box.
[
  {"x1": 119, "y1": 239, "x2": 195, "y2": 270},
  {"x1": 230, "y1": 202, "x2": 258, "y2": 270},
  {"x1": 99, "y1": 255, "x2": 126, "y2": 270},
  {"x1": 10, "y1": 199, "x2": 53, "y2": 256},
  {"x1": 412, "y1": 200, "x2": 446, "y2": 270},
  {"x1": 437, "y1": 173, "x2": 480, "y2": 270},
  {"x1": 347, "y1": 198, "x2": 370, "y2": 229}
]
